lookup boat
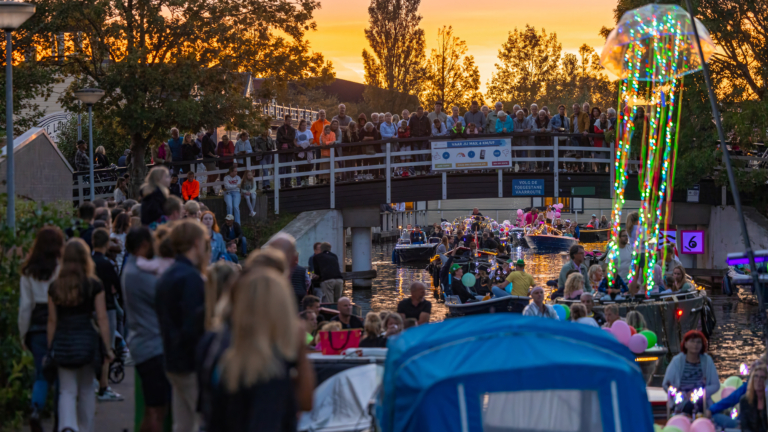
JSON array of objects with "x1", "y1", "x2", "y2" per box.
[
  {"x1": 375, "y1": 314, "x2": 654, "y2": 432},
  {"x1": 445, "y1": 295, "x2": 530, "y2": 317},
  {"x1": 578, "y1": 226, "x2": 611, "y2": 243},
  {"x1": 524, "y1": 233, "x2": 579, "y2": 251},
  {"x1": 393, "y1": 229, "x2": 439, "y2": 264}
]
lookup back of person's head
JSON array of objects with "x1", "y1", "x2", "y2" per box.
[
  {"x1": 219, "y1": 268, "x2": 298, "y2": 392},
  {"x1": 21, "y1": 226, "x2": 65, "y2": 280},
  {"x1": 320, "y1": 321, "x2": 342, "y2": 333},
  {"x1": 163, "y1": 195, "x2": 183, "y2": 217},
  {"x1": 110, "y1": 207, "x2": 124, "y2": 222},
  {"x1": 92, "y1": 228, "x2": 110, "y2": 250},
  {"x1": 320, "y1": 242, "x2": 332, "y2": 252},
  {"x1": 126, "y1": 227, "x2": 154, "y2": 257},
  {"x1": 205, "y1": 260, "x2": 240, "y2": 329},
  {"x1": 404, "y1": 318, "x2": 418, "y2": 329},
  {"x1": 51, "y1": 238, "x2": 94, "y2": 307},
  {"x1": 264, "y1": 233, "x2": 297, "y2": 267},
  {"x1": 626, "y1": 311, "x2": 647, "y2": 331},
  {"x1": 244, "y1": 248, "x2": 288, "y2": 275},
  {"x1": 170, "y1": 218, "x2": 207, "y2": 255},
  {"x1": 79, "y1": 202, "x2": 96, "y2": 221},
  {"x1": 120, "y1": 199, "x2": 137, "y2": 211},
  {"x1": 94, "y1": 207, "x2": 110, "y2": 223},
  {"x1": 131, "y1": 204, "x2": 141, "y2": 217},
  {"x1": 184, "y1": 200, "x2": 200, "y2": 218},
  {"x1": 153, "y1": 224, "x2": 174, "y2": 258},
  {"x1": 114, "y1": 212, "x2": 131, "y2": 234},
  {"x1": 564, "y1": 272, "x2": 584, "y2": 297},
  {"x1": 363, "y1": 312, "x2": 382, "y2": 339},
  {"x1": 107, "y1": 201, "x2": 117, "y2": 209},
  {"x1": 570, "y1": 303, "x2": 587, "y2": 321},
  {"x1": 141, "y1": 165, "x2": 170, "y2": 197},
  {"x1": 302, "y1": 295, "x2": 320, "y2": 311},
  {"x1": 93, "y1": 220, "x2": 107, "y2": 229},
  {"x1": 92, "y1": 198, "x2": 107, "y2": 208}
]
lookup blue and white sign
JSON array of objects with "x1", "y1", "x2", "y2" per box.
[
  {"x1": 512, "y1": 179, "x2": 545, "y2": 196},
  {"x1": 432, "y1": 138, "x2": 512, "y2": 170}
]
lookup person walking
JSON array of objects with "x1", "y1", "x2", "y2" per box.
[
  {"x1": 48, "y1": 238, "x2": 114, "y2": 432},
  {"x1": 312, "y1": 242, "x2": 343, "y2": 303},
  {"x1": 18, "y1": 227, "x2": 64, "y2": 431},
  {"x1": 155, "y1": 219, "x2": 209, "y2": 432}
]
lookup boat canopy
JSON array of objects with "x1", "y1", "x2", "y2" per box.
[{"x1": 376, "y1": 314, "x2": 652, "y2": 432}]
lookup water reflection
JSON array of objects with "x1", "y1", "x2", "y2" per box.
[{"x1": 342, "y1": 243, "x2": 763, "y2": 376}]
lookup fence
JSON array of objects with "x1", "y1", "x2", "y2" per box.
[
  {"x1": 257, "y1": 102, "x2": 319, "y2": 124},
  {"x1": 72, "y1": 132, "x2": 625, "y2": 209}
]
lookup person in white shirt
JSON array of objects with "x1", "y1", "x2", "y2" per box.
[
  {"x1": 431, "y1": 118, "x2": 447, "y2": 136},
  {"x1": 222, "y1": 166, "x2": 242, "y2": 223},
  {"x1": 234, "y1": 132, "x2": 253, "y2": 166},
  {"x1": 571, "y1": 303, "x2": 599, "y2": 327},
  {"x1": 522, "y1": 286, "x2": 559, "y2": 319}
]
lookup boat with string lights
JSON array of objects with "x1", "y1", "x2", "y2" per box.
[{"x1": 523, "y1": 222, "x2": 579, "y2": 251}]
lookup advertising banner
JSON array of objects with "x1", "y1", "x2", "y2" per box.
[{"x1": 431, "y1": 138, "x2": 512, "y2": 171}]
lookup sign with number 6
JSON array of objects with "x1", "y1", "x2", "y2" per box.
[{"x1": 680, "y1": 230, "x2": 705, "y2": 254}]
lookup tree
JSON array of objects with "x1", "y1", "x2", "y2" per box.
[
  {"x1": 29, "y1": 0, "x2": 333, "y2": 195},
  {"x1": 362, "y1": 0, "x2": 426, "y2": 112},
  {"x1": 420, "y1": 26, "x2": 482, "y2": 109},
  {"x1": 486, "y1": 25, "x2": 562, "y2": 107}
]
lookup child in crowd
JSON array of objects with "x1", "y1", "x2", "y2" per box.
[
  {"x1": 182, "y1": 170, "x2": 200, "y2": 201},
  {"x1": 226, "y1": 240, "x2": 239, "y2": 264},
  {"x1": 169, "y1": 173, "x2": 182, "y2": 198}
]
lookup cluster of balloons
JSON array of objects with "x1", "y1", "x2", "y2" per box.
[
  {"x1": 655, "y1": 415, "x2": 715, "y2": 432},
  {"x1": 553, "y1": 304, "x2": 570, "y2": 320},
  {"x1": 604, "y1": 320, "x2": 658, "y2": 354},
  {"x1": 711, "y1": 375, "x2": 744, "y2": 403}
]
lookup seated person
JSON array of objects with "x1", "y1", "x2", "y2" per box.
[
  {"x1": 598, "y1": 273, "x2": 629, "y2": 301},
  {"x1": 671, "y1": 264, "x2": 693, "y2": 293},
  {"x1": 564, "y1": 272, "x2": 585, "y2": 300},
  {"x1": 474, "y1": 264, "x2": 492, "y2": 296},
  {"x1": 626, "y1": 311, "x2": 648, "y2": 334},
  {"x1": 492, "y1": 259, "x2": 534, "y2": 298},
  {"x1": 448, "y1": 263, "x2": 482, "y2": 304},
  {"x1": 706, "y1": 359, "x2": 761, "y2": 429},
  {"x1": 580, "y1": 292, "x2": 606, "y2": 326},
  {"x1": 660, "y1": 275, "x2": 677, "y2": 294},
  {"x1": 410, "y1": 227, "x2": 426, "y2": 244},
  {"x1": 571, "y1": 303, "x2": 599, "y2": 327}
]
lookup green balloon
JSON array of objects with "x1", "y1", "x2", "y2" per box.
[
  {"x1": 640, "y1": 330, "x2": 657, "y2": 349},
  {"x1": 563, "y1": 304, "x2": 571, "y2": 320},
  {"x1": 662, "y1": 427, "x2": 682, "y2": 432},
  {"x1": 725, "y1": 375, "x2": 743, "y2": 389},
  {"x1": 461, "y1": 273, "x2": 476, "y2": 288}
]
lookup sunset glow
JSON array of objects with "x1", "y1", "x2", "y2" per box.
[{"x1": 307, "y1": 0, "x2": 618, "y2": 92}]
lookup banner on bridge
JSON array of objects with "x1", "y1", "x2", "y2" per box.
[{"x1": 431, "y1": 138, "x2": 512, "y2": 171}]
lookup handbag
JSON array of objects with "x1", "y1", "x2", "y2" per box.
[{"x1": 318, "y1": 329, "x2": 362, "y2": 355}]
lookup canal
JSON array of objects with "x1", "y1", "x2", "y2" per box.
[{"x1": 342, "y1": 242, "x2": 763, "y2": 378}]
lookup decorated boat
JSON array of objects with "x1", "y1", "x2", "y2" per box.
[
  {"x1": 524, "y1": 233, "x2": 579, "y2": 251},
  {"x1": 445, "y1": 294, "x2": 530, "y2": 317},
  {"x1": 578, "y1": 226, "x2": 611, "y2": 243},
  {"x1": 392, "y1": 228, "x2": 439, "y2": 264}
]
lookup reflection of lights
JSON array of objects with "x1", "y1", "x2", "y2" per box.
[
  {"x1": 635, "y1": 356, "x2": 659, "y2": 362},
  {"x1": 741, "y1": 363, "x2": 750, "y2": 376}
]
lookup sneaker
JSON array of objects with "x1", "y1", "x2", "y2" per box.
[
  {"x1": 30, "y1": 407, "x2": 43, "y2": 432},
  {"x1": 97, "y1": 387, "x2": 124, "y2": 402}
]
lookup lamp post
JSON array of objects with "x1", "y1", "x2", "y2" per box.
[
  {"x1": 1, "y1": 1, "x2": 35, "y2": 233},
  {"x1": 74, "y1": 88, "x2": 104, "y2": 201}
]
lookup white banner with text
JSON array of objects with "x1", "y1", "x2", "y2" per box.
[{"x1": 431, "y1": 138, "x2": 513, "y2": 171}]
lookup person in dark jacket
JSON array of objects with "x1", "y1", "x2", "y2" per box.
[
  {"x1": 181, "y1": 132, "x2": 201, "y2": 162},
  {"x1": 201, "y1": 131, "x2": 219, "y2": 193},
  {"x1": 740, "y1": 362, "x2": 768, "y2": 432},
  {"x1": 438, "y1": 249, "x2": 477, "y2": 304},
  {"x1": 408, "y1": 106, "x2": 432, "y2": 174},
  {"x1": 169, "y1": 173, "x2": 182, "y2": 199},
  {"x1": 65, "y1": 202, "x2": 96, "y2": 250},
  {"x1": 276, "y1": 114, "x2": 297, "y2": 188},
  {"x1": 410, "y1": 226, "x2": 426, "y2": 244},
  {"x1": 140, "y1": 166, "x2": 171, "y2": 227},
  {"x1": 221, "y1": 214, "x2": 247, "y2": 256},
  {"x1": 312, "y1": 242, "x2": 343, "y2": 303},
  {"x1": 155, "y1": 219, "x2": 208, "y2": 432}
]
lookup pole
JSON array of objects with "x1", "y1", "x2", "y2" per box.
[
  {"x1": 77, "y1": 101, "x2": 82, "y2": 140},
  {"x1": 5, "y1": 31, "x2": 15, "y2": 233},
  {"x1": 88, "y1": 104, "x2": 94, "y2": 201},
  {"x1": 683, "y1": 0, "x2": 764, "y2": 311}
]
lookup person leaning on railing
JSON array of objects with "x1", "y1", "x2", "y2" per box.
[
  {"x1": 342, "y1": 121, "x2": 361, "y2": 181},
  {"x1": 549, "y1": 105, "x2": 570, "y2": 172},
  {"x1": 276, "y1": 114, "x2": 296, "y2": 189},
  {"x1": 409, "y1": 106, "x2": 432, "y2": 175},
  {"x1": 533, "y1": 110, "x2": 551, "y2": 172},
  {"x1": 251, "y1": 129, "x2": 275, "y2": 190}
]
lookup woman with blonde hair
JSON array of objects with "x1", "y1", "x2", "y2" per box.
[
  {"x1": 197, "y1": 268, "x2": 316, "y2": 431},
  {"x1": 739, "y1": 360, "x2": 768, "y2": 431},
  {"x1": 48, "y1": 238, "x2": 114, "y2": 432},
  {"x1": 672, "y1": 264, "x2": 693, "y2": 293},
  {"x1": 140, "y1": 166, "x2": 171, "y2": 226},
  {"x1": 205, "y1": 261, "x2": 239, "y2": 330},
  {"x1": 94, "y1": 145, "x2": 110, "y2": 169},
  {"x1": 626, "y1": 311, "x2": 647, "y2": 334},
  {"x1": 360, "y1": 312, "x2": 386, "y2": 348},
  {"x1": 201, "y1": 211, "x2": 228, "y2": 263},
  {"x1": 564, "y1": 272, "x2": 585, "y2": 300}
]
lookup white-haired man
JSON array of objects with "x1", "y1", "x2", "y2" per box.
[{"x1": 486, "y1": 102, "x2": 503, "y2": 133}]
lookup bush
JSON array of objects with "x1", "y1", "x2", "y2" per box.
[{"x1": 0, "y1": 197, "x2": 80, "y2": 430}]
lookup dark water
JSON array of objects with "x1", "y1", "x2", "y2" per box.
[{"x1": 342, "y1": 243, "x2": 764, "y2": 378}]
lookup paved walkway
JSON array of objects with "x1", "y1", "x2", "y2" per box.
[{"x1": 36, "y1": 365, "x2": 136, "y2": 432}]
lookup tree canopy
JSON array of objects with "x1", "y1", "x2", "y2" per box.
[{"x1": 420, "y1": 26, "x2": 482, "y2": 110}]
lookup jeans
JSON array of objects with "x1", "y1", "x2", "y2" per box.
[
  {"x1": 243, "y1": 192, "x2": 257, "y2": 215},
  {"x1": 712, "y1": 413, "x2": 738, "y2": 428},
  {"x1": 224, "y1": 190, "x2": 241, "y2": 224},
  {"x1": 58, "y1": 365, "x2": 96, "y2": 432},
  {"x1": 259, "y1": 154, "x2": 273, "y2": 188},
  {"x1": 492, "y1": 286, "x2": 511, "y2": 298},
  {"x1": 278, "y1": 153, "x2": 292, "y2": 188},
  {"x1": 27, "y1": 332, "x2": 49, "y2": 410},
  {"x1": 238, "y1": 235, "x2": 247, "y2": 256}
]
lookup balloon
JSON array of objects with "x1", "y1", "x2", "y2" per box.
[
  {"x1": 721, "y1": 386, "x2": 736, "y2": 399},
  {"x1": 710, "y1": 383, "x2": 725, "y2": 403},
  {"x1": 666, "y1": 415, "x2": 691, "y2": 432},
  {"x1": 553, "y1": 304, "x2": 566, "y2": 321},
  {"x1": 640, "y1": 330, "x2": 657, "y2": 349},
  {"x1": 654, "y1": 425, "x2": 664, "y2": 432},
  {"x1": 611, "y1": 320, "x2": 632, "y2": 345},
  {"x1": 562, "y1": 304, "x2": 571, "y2": 320},
  {"x1": 690, "y1": 418, "x2": 715, "y2": 432},
  {"x1": 555, "y1": 211, "x2": 561, "y2": 218},
  {"x1": 662, "y1": 426, "x2": 682, "y2": 432},
  {"x1": 630, "y1": 326, "x2": 637, "y2": 336},
  {"x1": 724, "y1": 376, "x2": 743, "y2": 389},
  {"x1": 461, "y1": 273, "x2": 476, "y2": 288},
  {"x1": 554, "y1": 203, "x2": 564, "y2": 209},
  {"x1": 628, "y1": 334, "x2": 648, "y2": 354},
  {"x1": 603, "y1": 327, "x2": 613, "y2": 334}
]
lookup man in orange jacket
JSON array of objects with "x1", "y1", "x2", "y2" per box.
[{"x1": 182, "y1": 170, "x2": 200, "y2": 201}]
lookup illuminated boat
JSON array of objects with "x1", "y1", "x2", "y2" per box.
[
  {"x1": 523, "y1": 233, "x2": 579, "y2": 251},
  {"x1": 393, "y1": 229, "x2": 439, "y2": 264},
  {"x1": 578, "y1": 227, "x2": 611, "y2": 243},
  {"x1": 445, "y1": 295, "x2": 530, "y2": 317}
]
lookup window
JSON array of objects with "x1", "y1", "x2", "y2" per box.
[
  {"x1": 544, "y1": 197, "x2": 571, "y2": 213},
  {"x1": 481, "y1": 389, "x2": 603, "y2": 432}
]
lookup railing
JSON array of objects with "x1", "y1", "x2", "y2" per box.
[
  {"x1": 71, "y1": 132, "x2": 625, "y2": 210},
  {"x1": 257, "y1": 101, "x2": 319, "y2": 123}
]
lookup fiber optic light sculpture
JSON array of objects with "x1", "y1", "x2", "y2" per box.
[{"x1": 600, "y1": 4, "x2": 715, "y2": 288}]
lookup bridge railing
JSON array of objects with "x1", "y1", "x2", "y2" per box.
[{"x1": 71, "y1": 132, "x2": 626, "y2": 211}]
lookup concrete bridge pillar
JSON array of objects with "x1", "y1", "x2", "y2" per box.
[{"x1": 343, "y1": 206, "x2": 380, "y2": 289}]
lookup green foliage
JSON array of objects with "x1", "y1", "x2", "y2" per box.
[
  {"x1": 240, "y1": 211, "x2": 297, "y2": 249},
  {"x1": 0, "y1": 198, "x2": 79, "y2": 430},
  {"x1": 56, "y1": 114, "x2": 133, "y2": 168},
  {"x1": 420, "y1": 26, "x2": 483, "y2": 109}
]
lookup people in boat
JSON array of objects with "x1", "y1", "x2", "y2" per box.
[
  {"x1": 661, "y1": 243, "x2": 682, "y2": 276},
  {"x1": 579, "y1": 293, "x2": 606, "y2": 326},
  {"x1": 471, "y1": 208, "x2": 483, "y2": 233},
  {"x1": 383, "y1": 313, "x2": 404, "y2": 339},
  {"x1": 474, "y1": 264, "x2": 492, "y2": 297},
  {"x1": 397, "y1": 282, "x2": 432, "y2": 325},
  {"x1": 587, "y1": 214, "x2": 598, "y2": 228},
  {"x1": 626, "y1": 311, "x2": 648, "y2": 335},
  {"x1": 300, "y1": 310, "x2": 318, "y2": 347},
  {"x1": 662, "y1": 330, "x2": 720, "y2": 414},
  {"x1": 596, "y1": 267, "x2": 630, "y2": 300},
  {"x1": 558, "y1": 245, "x2": 592, "y2": 293},
  {"x1": 739, "y1": 361, "x2": 768, "y2": 432},
  {"x1": 599, "y1": 215, "x2": 609, "y2": 229},
  {"x1": 492, "y1": 259, "x2": 535, "y2": 298},
  {"x1": 570, "y1": 303, "x2": 599, "y2": 327},
  {"x1": 564, "y1": 272, "x2": 585, "y2": 300},
  {"x1": 671, "y1": 264, "x2": 693, "y2": 292},
  {"x1": 522, "y1": 286, "x2": 559, "y2": 319},
  {"x1": 329, "y1": 297, "x2": 363, "y2": 329},
  {"x1": 524, "y1": 208, "x2": 539, "y2": 226},
  {"x1": 588, "y1": 264, "x2": 605, "y2": 291},
  {"x1": 480, "y1": 232, "x2": 498, "y2": 250},
  {"x1": 410, "y1": 226, "x2": 426, "y2": 244},
  {"x1": 490, "y1": 259, "x2": 512, "y2": 286},
  {"x1": 706, "y1": 357, "x2": 765, "y2": 429},
  {"x1": 602, "y1": 304, "x2": 622, "y2": 328},
  {"x1": 314, "y1": 321, "x2": 342, "y2": 352},
  {"x1": 360, "y1": 312, "x2": 387, "y2": 348}
]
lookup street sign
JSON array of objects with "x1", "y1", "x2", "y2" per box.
[
  {"x1": 571, "y1": 186, "x2": 595, "y2": 196},
  {"x1": 680, "y1": 230, "x2": 705, "y2": 254},
  {"x1": 512, "y1": 179, "x2": 545, "y2": 196}
]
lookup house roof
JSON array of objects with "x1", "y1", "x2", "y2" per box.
[{"x1": 1, "y1": 127, "x2": 74, "y2": 172}]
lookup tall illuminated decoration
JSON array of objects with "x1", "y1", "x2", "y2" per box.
[{"x1": 600, "y1": 4, "x2": 715, "y2": 288}]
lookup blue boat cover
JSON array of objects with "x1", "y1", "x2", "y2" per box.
[{"x1": 376, "y1": 314, "x2": 653, "y2": 432}]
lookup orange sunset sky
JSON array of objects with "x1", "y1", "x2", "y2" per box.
[{"x1": 306, "y1": 0, "x2": 619, "y2": 94}]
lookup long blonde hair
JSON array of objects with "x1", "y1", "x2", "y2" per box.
[
  {"x1": 363, "y1": 312, "x2": 382, "y2": 340},
  {"x1": 746, "y1": 360, "x2": 767, "y2": 404},
  {"x1": 141, "y1": 165, "x2": 169, "y2": 198},
  {"x1": 50, "y1": 238, "x2": 95, "y2": 307},
  {"x1": 564, "y1": 272, "x2": 585, "y2": 299},
  {"x1": 205, "y1": 261, "x2": 239, "y2": 330},
  {"x1": 218, "y1": 268, "x2": 298, "y2": 392},
  {"x1": 626, "y1": 311, "x2": 647, "y2": 332}
]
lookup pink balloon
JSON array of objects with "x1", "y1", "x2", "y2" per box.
[
  {"x1": 666, "y1": 415, "x2": 691, "y2": 432},
  {"x1": 603, "y1": 327, "x2": 613, "y2": 333},
  {"x1": 517, "y1": 209, "x2": 524, "y2": 215},
  {"x1": 555, "y1": 212, "x2": 561, "y2": 218},
  {"x1": 721, "y1": 386, "x2": 736, "y2": 399},
  {"x1": 690, "y1": 418, "x2": 715, "y2": 432},
  {"x1": 611, "y1": 320, "x2": 632, "y2": 345},
  {"x1": 628, "y1": 334, "x2": 648, "y2": 354}
]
